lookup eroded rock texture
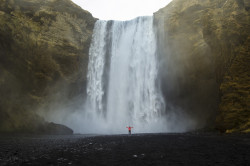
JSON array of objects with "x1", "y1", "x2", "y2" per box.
[
  {"x1": 0, "y1": 0, "x2": 96, "y2": 133},
  {"x1": 0, "y1": 0, "x2": 249, "y2": 134},
  {"x1": 155, "y1": 0, "x2": 250, "y2": 132}
]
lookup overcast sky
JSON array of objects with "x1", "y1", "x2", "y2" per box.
[{"x1": 71, "y1": 0, "x2": 172, "y2": 20}]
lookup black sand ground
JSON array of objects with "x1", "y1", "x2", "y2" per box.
[{"x1": 0, "y1": 133, "x2": 249, "y2": 166}]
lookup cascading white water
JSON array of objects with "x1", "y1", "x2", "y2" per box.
[{"x1": 85, "y1": 16, "x2": 167, "y2": 134}]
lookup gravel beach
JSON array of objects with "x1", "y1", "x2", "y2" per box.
[{"x1": 0, "y1": 133, "x2": 249, "y2": 166}]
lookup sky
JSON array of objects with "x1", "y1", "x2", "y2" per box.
[{"x1": 71, "y1": 0, "x2": 172, "y2": 20}]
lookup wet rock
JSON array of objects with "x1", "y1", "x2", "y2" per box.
[
  {"x1": 154, "y1": 0, "x2": 250, "y2": 132},
  {"x1": 0, "y1": 133, "x2": 249, "y2": 166},
  {"x1": 42, "y1": 122, "x2": 73, "y2": 135},
  {"x1": 0, "y1": 0, "x2": 96, "y2": 134}
]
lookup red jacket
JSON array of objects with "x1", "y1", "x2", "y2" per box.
[{"x1": 126, "y1": 126, "x2": 133, "y2": 130}]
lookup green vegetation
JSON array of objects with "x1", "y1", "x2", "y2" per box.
[
  {"x1": 0, "y1": 0, "x2": 248, "y2": 133},
  {"x1": 0, "y1": 0, "x2": 95, "y2": 133},
  {"x1": 155, "y1": 0, "x2": 250, "y2": 132}
]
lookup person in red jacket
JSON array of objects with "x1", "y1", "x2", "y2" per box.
[{"x1": 126, "y1": 126, "x2": 133, "y2": 135}]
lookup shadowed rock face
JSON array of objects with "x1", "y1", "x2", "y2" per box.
[
  {"x1": 0, "y1": 0, "x2": 96, "y2": 133},
  {"x1": 0, "y1": 0, "x2": 249, "y2": 134},
  {"x1": 154, "y1": 0, "x2": 250, "y2": 132}
]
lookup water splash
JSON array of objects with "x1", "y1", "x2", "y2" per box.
[{"x1": 85, "y1": 16, "x2": 166, "y2": 134}]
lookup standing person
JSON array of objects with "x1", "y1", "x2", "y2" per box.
[{"x1": 126, "y1": 126, "x2": 133, "y2": 135}]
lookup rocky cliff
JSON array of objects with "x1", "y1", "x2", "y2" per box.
[
  {"x1": 0, "y1": 0, "x2": 96, "y2": 133},
  {"x1": 0, "y1": 0, "x2": 249, "y2": 134},
  {"x1": 155, "y1": 0, "x2": 250, "y2": 132}
]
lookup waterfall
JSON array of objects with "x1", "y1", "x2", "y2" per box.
[{"x1": 85, "y1": 16, "x2": 167, "y2": 134}]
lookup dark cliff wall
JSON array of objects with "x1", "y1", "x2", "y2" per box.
[
  {"x1": 155, "y1": 0, "x2": 250, "y2": 132},
  {"x1": 0, "y1": 0, "x2": 96, "y2": 133},
  {"x1": 0, "y1": 0, "x2": 249, "y2": 133}
]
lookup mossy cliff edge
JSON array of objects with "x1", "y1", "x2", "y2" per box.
[
  {"x1": 155, "y1": 0, "x2": 249, "y2": 133},
  {"x1": 0, "y1": 0, "x2": 96, "y2": 134},
  {"x1": 0, "y1": 0, "x2": 249, "y2": 133}
]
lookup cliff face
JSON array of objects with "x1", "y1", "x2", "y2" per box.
[
  {"x1": 0, "y1": 0, "x2": 96, "y2": 133},
  {"x1": 0, "y1": 0, "x2": 249, "y2": 134},
  {"x1": 155, "y1": 0, "x2": 250, "y2": 132}
]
